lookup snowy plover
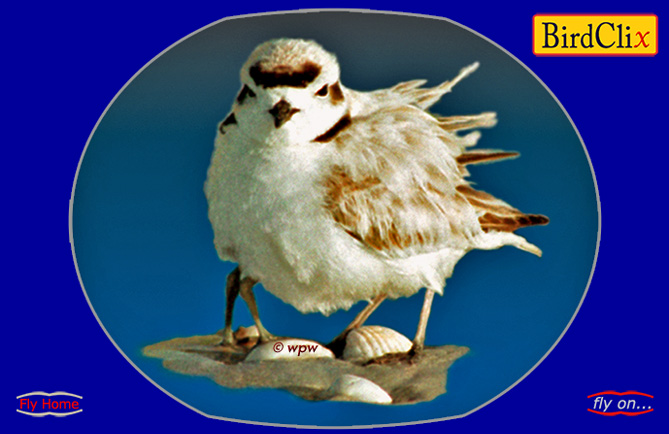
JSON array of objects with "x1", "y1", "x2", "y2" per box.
[{"x1": 205, "y1": 39, "x2": 548, "y2": 351}]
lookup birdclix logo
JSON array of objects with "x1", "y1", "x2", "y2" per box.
[
  {"x1": 588, "y1": 391, "x2": 653, "y2": 416},
  {"x1": 16, "y1": 391, "x2": 83, "y2": 417},
  {"x1": 533, "y1": 14, "x2": 658, "y2": 56}
]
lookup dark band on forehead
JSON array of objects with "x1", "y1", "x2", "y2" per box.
[{"x1": 249, "y1": 61, "x2": 321, "y2": 88}]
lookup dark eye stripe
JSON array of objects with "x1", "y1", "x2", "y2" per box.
[
  {"x1": 236, "y1": 85, "x2": 256, "y2": 104},
  {"x1": 316, "y1": 84, "x2": 328, "y2": 97}
]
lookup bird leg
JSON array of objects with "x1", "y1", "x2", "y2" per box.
[
  {"x1": 412, "y1": 288, "x2": 435, "y2": 352},
  {"x1": 220, "y1": 267, "x2": 241, "y2": 345},
  {"x1": 326, "y1": 293, "x2": 387, "y2": 355},
  {"x1": 239, "y1": 276, "x2": 276, "y2": 343},
  {"x1": 341, "y1": 293, "x2": 387, "y2": 337}
]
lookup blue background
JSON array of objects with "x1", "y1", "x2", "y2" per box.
[{"x1": 7, "y1": 1, "x2": 664, "y2": 432}]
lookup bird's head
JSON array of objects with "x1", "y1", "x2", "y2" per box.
[{"x1": 229, "y1": 39, "x2": 350, "y2": 145}]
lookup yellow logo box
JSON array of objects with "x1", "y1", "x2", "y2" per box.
[{"x1": 533, "y1": 14, "x2": 658, "y2": 56}]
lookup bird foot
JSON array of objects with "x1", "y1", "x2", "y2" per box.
[
  {"x1": 219, "y1": 327, "x2": 236, "y2": 346},
  {"x1": 256, "y1": 332, "x2": 277, "y2": 344},
  {"x1": 324, "y1": 332, "x2": 351, "y2": 358},
  {"x1": 409, "y1": 342, "x2": 424, "y2": 360}
]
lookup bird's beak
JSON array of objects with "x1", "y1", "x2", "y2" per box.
[{"x1": 269, "y1": 99, "x2": 300, "y2": 128}]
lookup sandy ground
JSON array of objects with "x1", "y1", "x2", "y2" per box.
[{"x1": 143, "y1": 330, "x2": 469, "y2": 405}]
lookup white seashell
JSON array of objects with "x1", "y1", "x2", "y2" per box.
[
  {"x1": 245, "y1": 338, "x2": 334, "y2": 362},
  {"x1": 343, "y1": 326, "x2": 413, "y2": 362},
  {"x1": 328, "y1": 374, "x2": 392, "y2": 404}
]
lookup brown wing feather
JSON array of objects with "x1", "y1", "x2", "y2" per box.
[
  {"x1": 455, "y1": 185, "x2": 549, "y2": 233},
  {"x1": 456, "y1": 150, "x2": 519, "y2": 166},
  {"x1": 320, "y1": 104, "x2": 547, "y2": 256},
  {"x1": 323, "y1": 166, "x2": 435, "y2": 252}
]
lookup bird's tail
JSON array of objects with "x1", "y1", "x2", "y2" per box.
[
  {"x1": 476, "y1": 231, "x2": 544, "y2": 257},
  {"x1": 514, "y1": 238, "x2": 543, "y2": 257}
]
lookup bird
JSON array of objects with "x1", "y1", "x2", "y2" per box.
[{"x1": 204, "y1": 38, "x2": 548, "y2": 353}]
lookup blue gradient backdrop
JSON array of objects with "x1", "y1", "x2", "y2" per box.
[{"x1": 71, "y1": 12, "x2": 597, "y2": 426}]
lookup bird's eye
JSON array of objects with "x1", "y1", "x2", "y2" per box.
[{"x1": 316, "y1": 85, "x2": 329, "y2": 97}]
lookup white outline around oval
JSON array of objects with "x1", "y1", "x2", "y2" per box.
[{"x1": 69, "y1": 8, "x2": 601, "y2": 428}]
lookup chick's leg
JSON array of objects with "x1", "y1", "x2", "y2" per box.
[
  {"x1": 326, "y1": 293, "x2": 387, "y2": 354},
  {"x1": 412, "y1": 288, "x2": 435, "y2": 351},
  {"x1": 239, "y1": 277, "x2": 276, "y2": 343},
  {"x1": 221, "y1": 267, "x2": 241, "y2": 345},
  {"x1": 339, "y1": 293, "x2": 387, "y2": 339}
]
